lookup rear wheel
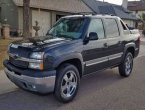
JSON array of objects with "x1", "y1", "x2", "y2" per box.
[
  {"x1": 119, "y1": 52, "x2": 133, "y2": 77},
  {"x1": 54, "y1": 64, "x2": 80, "y2": 103}
]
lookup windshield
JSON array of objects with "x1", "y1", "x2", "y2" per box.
[{"x1": 47, "y1": 17, "x2": 86, "y2": 39}]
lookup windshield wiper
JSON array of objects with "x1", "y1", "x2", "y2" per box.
[
  {"x1": 57, "y1": 34, "x2": 75, "y2": 40},
  {"x1": 46, "y1": 33, "x2": 58, "y2": 39},
  {"x1": 46, "y1": 33, "x2": 54, "y2": 36}
]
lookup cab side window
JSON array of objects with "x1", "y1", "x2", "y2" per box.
[
  {"x1": 88, "y1": 19, "x2": 105, "y2": 39},
  {"x1": 104, "y1": 19, "x2": 120, "y2": 38},
  {"x1": 120, "y1": 20, "x2": 128, "y2": 30}
]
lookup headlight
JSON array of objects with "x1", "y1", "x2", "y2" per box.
[
  {"x1": 29, "y1": 52, "x2": 44, "y2": 70},
  {"x1": 30, "y1": 52, "x2": 44, "y2": 59},
  {"x1": 29, "y1": 62, "x2": 44, "y2": 70}
]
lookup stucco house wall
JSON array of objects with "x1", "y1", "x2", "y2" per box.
[
  {"x1": 18, "y1": 7, "x2": 74, "y2": 37},
  {"x1": 0, "y1": 0, "x2": 18, "y2": 31}
]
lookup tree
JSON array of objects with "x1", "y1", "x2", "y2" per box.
[
  {"x1": 23, "y1": 0, "x2": 31, "y2": 38},
  {"x1": 142, "y1": 13, "x2": 145, "y2": 29},
  {"x1": 142, "y1": 13, "x2": 145, "y2": 21}
]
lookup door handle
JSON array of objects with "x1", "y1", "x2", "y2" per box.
[
  {"x1": 118, "y1": 41, "x2": 122, "y2": 44},
  {"x1": 104, "y1": 43, "x2": 108, "y2": 48},
  {"x1": 118, "y1": 41, "x2": 122, "y2": 45}
]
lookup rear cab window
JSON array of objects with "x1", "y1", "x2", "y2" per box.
[
  {"x1": 119, "y1": 20, "x2": 131, "y2": 35},
  {"x1": 87, "y1": 18, "x2": 105, "y2": 39},
  {"x1": 104, "y1": 18, "x2": 120, "y2": 38},
  {"x1": 120, "y1": 20, "x2": 128, "y2": 30}
]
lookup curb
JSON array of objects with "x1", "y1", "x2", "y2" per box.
[
  {"x1": 0, "y1": 70, "x2": 18, "y2": 95},
  {"x1": 0, "y1": 88, "x2": 18, "y2": 96}
]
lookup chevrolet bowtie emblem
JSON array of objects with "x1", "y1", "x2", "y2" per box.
[{"x1": 12, "y1": 54, "x2": 20, "y2": 60}]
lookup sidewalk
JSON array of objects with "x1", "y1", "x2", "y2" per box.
[
  {"x1": 0, "y1": 70, "x2": 17, "y2": 95},
  {"x1": 141, "y1": 37, "x2": 145, "y2": 45},
  {"x1": 140, "y1": 33, "x2": 145, "y2": 45}
]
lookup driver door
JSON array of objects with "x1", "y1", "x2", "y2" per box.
[{"x1": 83, "y1": 18, "x2": 109, "y2": 75}]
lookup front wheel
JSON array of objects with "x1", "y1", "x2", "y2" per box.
[
  {"x1": 119, "y1": 52, "x2": 133, "y2": 77},
  {"x1": 54, "y1": 64, "x2": 80, "y2": 103}
]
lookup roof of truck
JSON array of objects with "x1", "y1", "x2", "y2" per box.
[{"x1": 62, "y1": 14, "x2": 121, "y2": 19}]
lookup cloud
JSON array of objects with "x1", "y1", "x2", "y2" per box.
[{"x1": 97, "y1": 0, "x2": 140, "y2": 5}]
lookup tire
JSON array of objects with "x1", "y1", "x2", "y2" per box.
[
  {"x1": 54, "y1": 63, "x2": 80, "y2": 103},
  {"x1": 119, "y1": 52, "x2": 133, "y2": 77}
]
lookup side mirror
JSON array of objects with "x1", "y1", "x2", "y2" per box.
[{"x1": 89, "y1": 32, "x2": 99, "y2": 40}]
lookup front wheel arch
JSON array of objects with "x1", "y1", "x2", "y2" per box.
[
  {"x1": 55, "y1": 58, "x2": 83, "y2": 78},
  {"x1": 54, "y1": 63, "x2": 80, "y2": 103}
]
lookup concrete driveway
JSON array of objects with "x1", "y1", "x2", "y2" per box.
[{"x1": 0, "y1": 70, "x2": 17, "y2": 94}]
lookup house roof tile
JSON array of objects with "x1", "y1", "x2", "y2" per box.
[
  {"x1": 128, "y1": 1, "x2": 145, "y2": 11},
  {"x1": 83, "y1": 0, "x2": 138, "y2": 20},
  {"x1": 13, "y1": 0, "x2": 92, "y2": 13}
]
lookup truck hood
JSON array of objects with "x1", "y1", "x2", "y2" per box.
[
  {"x1": 11, "y1": 36, "x2": 71, "y2": 50},
  {"x1": 9, "y1": 36, "x2": 72, "y2": 57}
]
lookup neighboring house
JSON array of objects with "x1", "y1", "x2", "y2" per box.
[
  {"x1": 128, "y1": 0, "x2": 145, "y2": 20},
  {"x1": 0, "y1": 0, "x2": 92, "y2": 37},
  {"x1": 83, "y1": 0, "x2": 138, "y2": 28}
]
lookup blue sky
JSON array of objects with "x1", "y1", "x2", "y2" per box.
[{"x1": 97, "y1": 0, "x2": 139, "y2": 5}]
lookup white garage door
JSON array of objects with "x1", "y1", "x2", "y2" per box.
[{"x1": 32, "y1": 10, "x2": 51, "y2": 37}]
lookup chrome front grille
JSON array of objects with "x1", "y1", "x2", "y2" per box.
[
  {"x1": 9, "y1": 56, "x2": 29, "y2": 68},
  {"x1": 8, "y1": 53, "x2": 42, "y2": 68}
]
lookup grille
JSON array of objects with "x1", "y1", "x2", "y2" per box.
[{"x1": 9, "y1": 57, "x2": 29, "y2": 68}]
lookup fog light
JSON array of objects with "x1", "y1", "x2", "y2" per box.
[
  {"x1": 29, "y1": 62, "x2": 44, "y2": 70},
  {"x1": 32, "y1": 85, "x2": 36, "y2": 89}
]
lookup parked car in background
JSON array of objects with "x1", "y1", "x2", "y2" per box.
[
  {"x1": 4, "y1": 14, "x2": 140, "y2": 103},
  {"x1": 142, "y1": 29, "x2": 145, "y2": 37}
]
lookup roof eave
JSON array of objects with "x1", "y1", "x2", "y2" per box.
[{"x1": 17, "y1": 4, "x2": 92, "y2": 13}]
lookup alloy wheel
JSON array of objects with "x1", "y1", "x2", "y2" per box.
[
  {"x1": 125, "y1": 55, "x2": 133, "y2": 75},
  {"x1": 61, "y1": 70, "x2": 77, "y2": 99}
]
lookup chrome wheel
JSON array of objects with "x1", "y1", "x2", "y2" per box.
[
  {"x1": 61, "y1": 70, "x2": 77, "y2": 99},
  {"x1": 125, "y1": 55, "x2": 133, "y2": 75},
  {"x1": 119, "y1": 52, "x2": 134, "y2": 77}
]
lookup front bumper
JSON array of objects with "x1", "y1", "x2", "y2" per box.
[{"x1": 4, "y1": 60, "x2": 56, "y2": 94}]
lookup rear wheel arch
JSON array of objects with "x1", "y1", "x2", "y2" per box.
[
  {"x1": 126, "y1": 47, "x2": 135, "y2": 58},
  {"x1": 124, "y1": 43, "x2": 136, "y2": 58}
]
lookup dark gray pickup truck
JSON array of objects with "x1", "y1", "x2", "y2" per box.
[{"x1": 4, "y1": 14, "x2": 140, "y2": 103}]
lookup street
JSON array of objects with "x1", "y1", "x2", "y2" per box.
[{"x1": 0, "y1": 45, "x2": 145, "y2": 110}]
